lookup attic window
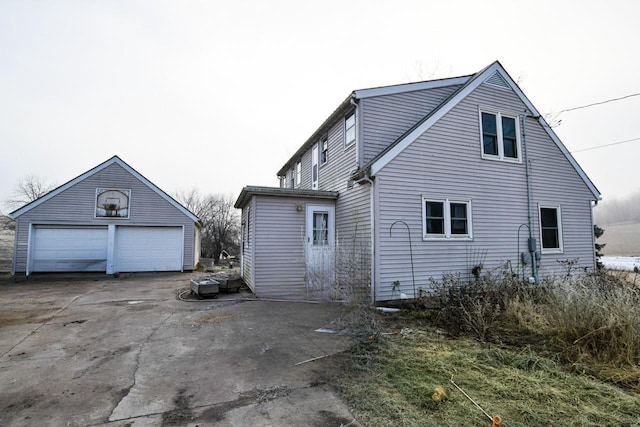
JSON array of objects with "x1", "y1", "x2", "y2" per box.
[
  {"x1": 344, "y1": 112, "x2": 356, "y2": 148},
  {"x1": 480, "y1": 110, "x2": 521, "y2": 162}
]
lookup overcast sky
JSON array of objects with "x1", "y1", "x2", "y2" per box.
[{"x1": 1, "y1": 0, "x2": 639, "y2": 213}]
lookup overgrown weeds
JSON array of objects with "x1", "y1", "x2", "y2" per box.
[
  {"x1": 426, "y1": 269, "x2": 640, "y2": 377},
  {"x1": 330, "y1": 268, "x2": 640, "y2": 425}
]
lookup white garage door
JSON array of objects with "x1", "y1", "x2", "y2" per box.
[
  {"x1": 115, "y1": 226, "x2": 183, "y2": 272},
  {"x1": 31, "y1": 226, "x2": 108, "y2": 272}
]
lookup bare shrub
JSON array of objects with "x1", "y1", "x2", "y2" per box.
[
  {"x1": 542, "y1": 272, "x2": 640, "y2": 367},
  {"x1": 429, "y1": 271, "x2": 527, "y2": 342},
  {"x1": 304, "y1": 229, "x2": 371, "y2": 302}
]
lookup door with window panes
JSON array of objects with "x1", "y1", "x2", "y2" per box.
[{"x1": 305, "y1": 205, "x2": 335, "y2": 297}]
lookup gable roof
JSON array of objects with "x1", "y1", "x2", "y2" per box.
[
  {"x1": 366, "y1": 61, "x2": 601, "y2": 200},
  {"x1": 276, "y1": 75, "x2": 471, "y2": 177},
  {"x1": 9, "y1": 155, "x2": 200, "y2": 222}
]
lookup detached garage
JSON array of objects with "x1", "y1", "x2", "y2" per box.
[{"x1": 9, "y1": 156, "x2": 200, "y2": 277}]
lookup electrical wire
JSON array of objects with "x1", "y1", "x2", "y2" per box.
[
  {"x1": 570, "y1": 137, "x2": 640, "y2": 153},
  {"x1": 557, "y1": 92, "x2": 640, "y2": 114}
]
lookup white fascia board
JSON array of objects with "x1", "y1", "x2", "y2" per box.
[
  {"x1": 9, "y1": 157, "x2": 119, "y2": 219},
  {"x1": 10, "y1": 156, "x2": 201, "y2": 222},
  {"x1": 370, "y1": 63, "x2": 503, "y2": 175},
  {"x1": 354, "y1": 76, "x2": 470, "y2": 99},
  {"x1": 111, "y1": 158, "x2": 201, "y2": 222},
  {"x1": 369, "y1": 64, "x2": 602, "y2": 200},
  {"x1": 494, "y1": 67, "x2": 601, "y2": 200}
]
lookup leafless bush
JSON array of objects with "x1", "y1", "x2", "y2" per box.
[
  {"x1": 428, "y1": 270, "x2": 553, "y2": 342},
  {"x1": 542, "y1": 272, "x2": 640, "y2": 366},
  {"x1": 304, "y1": 230, "x2": 371, "y2": 302}
]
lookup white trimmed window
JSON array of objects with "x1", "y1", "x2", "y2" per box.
[
  {"x1": 295, "y1": 160, "x2": 301, "y2": 188},
  {"x1": 480, "y1": 110, "x2": 521, "y2": 161},
  {"x1": 344, "y1": 112, "x2": 356, "y2": 148},
  {"x1": 422, "y1": 197, "x2": 472, "y2": 239},
  {"x1": 321, "y1": 137, "x2": 328, "y2": 165},
  {"x1": 539, "y1": 205, "x2": 563, "y2": 253}
]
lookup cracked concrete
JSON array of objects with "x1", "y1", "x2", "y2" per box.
[{"x1": 0, "y1": 273, "x2": 358, "y2": 426}]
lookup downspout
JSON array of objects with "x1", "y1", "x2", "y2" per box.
[
  {"x1": 522, "y1": 113, "x2": 539, "y2": 283},
  {"x1": 355, "y1": 174, "x2": 376, "y2": 305}
]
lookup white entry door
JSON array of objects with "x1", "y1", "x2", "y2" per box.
[{"x1": 305, "y1": 205, "x2": 335, "y2": 298}]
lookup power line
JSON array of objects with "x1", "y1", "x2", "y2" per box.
[
  {"x1": 570, "y1": 136, "x2": 640, "y2": 153},
  {"x1": 557, "y1": 92, "x2": 640, "y2": 114}
]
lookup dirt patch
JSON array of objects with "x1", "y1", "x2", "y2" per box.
[
  {"x1": 162, "y1": 388, "x2": 197, "y2": 426},
  {"x1": 0, "y1": 308, "x2": 58, "y2": 326}
]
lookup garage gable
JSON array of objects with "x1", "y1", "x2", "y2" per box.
[
  {"x1": 10, "y1": 156, "x2": 198, "y2": 222},
  {"x1": 10, "y1": 156, "x2": 200, "y2": 275}
]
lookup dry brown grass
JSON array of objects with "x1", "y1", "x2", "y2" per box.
[{"x1": 0, "y1": 229, "x2": 14, "y2": 272}]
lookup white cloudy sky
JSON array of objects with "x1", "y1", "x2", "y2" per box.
[{"x1": 1, "y1": 0, "x2": 639, "y2": 212}]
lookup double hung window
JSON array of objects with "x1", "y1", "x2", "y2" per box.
[
  {"x1": 321, "y1": 138, "x2": 328, "y2": 165},
  {"x1": 295, "y1": 161, "x2": 301, "y2": 188},
  {"x1": 539, "y1": 206, "x2": 563, "y2": 252},
  {"x1": 423, "y1": 198, "x2": 472, "y2": 239},
  {"x1": 480, "y1": 111, "x2": 520, "y2": 161},
  {"x1": 345, "y1": 112, "x2": 356, "y2": 148}
]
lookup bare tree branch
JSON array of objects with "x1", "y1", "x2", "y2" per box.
[
  {"x1": 173, "y1": 190, "x2": 240, "y2": 261},
  {"x1": 4, "y1": 174, "x2": 55, "y2": 212}
]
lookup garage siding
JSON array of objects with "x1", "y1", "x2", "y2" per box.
[{"x1": 12, "y1": 161, "x2": 197, "y2": 274}]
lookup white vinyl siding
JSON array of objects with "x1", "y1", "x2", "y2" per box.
[
  {"x1": 252, "y1": 195, "x2": 331, "y2": 300},
  {"x1": 360, "y1": 84, "x2": 463, "y2": 165},
  {"x1": 374, "y1": 81, "x2": 596, "y2": 300},
  {"x1": 12, "y1": 162, "x2": 198, "y2": 274}
]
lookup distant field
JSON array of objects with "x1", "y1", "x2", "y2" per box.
[
  {"x1": 600, "y1": 222, "x2": 640, "y2": 257},
  {"x1": 0, "y1": 230, "x2": 14, "y2": 272}
]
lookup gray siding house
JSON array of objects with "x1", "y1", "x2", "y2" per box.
[
  {"x1": 235, "y1": 61, "x2": 601, "y2": 303},
  {"x1": 10, "y1": 156, "x2": 200, "y2": 276}
]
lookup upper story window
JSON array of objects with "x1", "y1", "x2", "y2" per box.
[
  {"x1": 422, "y1": 197, "x2": 472, "y2": 240},
  {"x1": 321, "y1": 137, "x2": 328, "y2": 165},
  {"x1": 289, "y1": 167, "x2": 295, "y2": 188},
  {"x1": 480, "y1": 111, "x2": 521, "y2": 162},
  {"x1": 344, "y1": 112, "x2": 356, "y2": 148},
  {"x1": 295, "y1": 160, "x2": 301, "y2": 188},
  {"x1": 539, "y1": 206, "x2": 563, "y2": 253}
]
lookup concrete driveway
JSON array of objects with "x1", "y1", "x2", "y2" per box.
[{"x1": 0, "y1": 273, "x2": 358, "y2": 427}]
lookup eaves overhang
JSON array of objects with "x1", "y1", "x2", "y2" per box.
[{"x1": 234, "y1": 186, "x2": 339, "y2": 209}]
